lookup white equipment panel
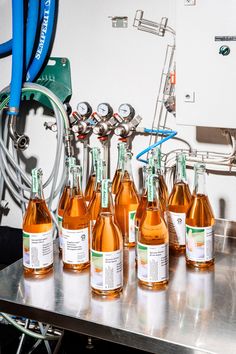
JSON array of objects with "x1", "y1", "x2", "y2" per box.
[{"x1": 176, "y1": 0, "x2": 236, "y2": 128}]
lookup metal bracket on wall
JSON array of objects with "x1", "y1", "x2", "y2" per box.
[{"x1": 109, "y1": 16, "x2": 128, "y2": 28}]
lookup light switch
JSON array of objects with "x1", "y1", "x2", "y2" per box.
[{"x1": 184, "y1": 0, "x2": 196, "y2": 6}]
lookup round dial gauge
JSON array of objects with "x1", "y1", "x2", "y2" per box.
[
  {"x1": 77, "y1": 102, "x2": 92, "y2": 117},
  {"x1": 97, "y1": 103, "x2": 112, "y2": 117},
  {"x1": 118, "y1": 104, "x2": 135, "y2": 119}
]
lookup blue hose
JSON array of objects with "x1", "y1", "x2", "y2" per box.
[
  {"x1": 0, "y1": 1, "x2": 44, "y2": 57},
  {"x1": 27, "y1": 0, "x2": 56, "y2": 82},
  {"x1": 8, "y1": 0, "x2": 24, "y2": 114},
  {"x1": 136, "y1": 128, "x2": 177, "y2": 163},
  {"x1": 26, "y1": 0, "x2": 40, "y2": 68},
  {"x1": 0, "y1": 39, "x2": 12, "y2": 56}
]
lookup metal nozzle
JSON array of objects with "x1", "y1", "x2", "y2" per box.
[{"x1": 13, "y1": 134, "x2": 30, "y2": 151}]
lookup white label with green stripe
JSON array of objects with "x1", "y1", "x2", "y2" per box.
[
  {"x1": 102, "y1": 179, "x2": 109, "y2": 208},
  {"x1": 91, "y1": 249, "x2": 123, "y2": 291},
  {"x1": 137, "y1": 242, "x2": 168, "y2": 283},
  {"x1": 23, "y1": 229, "x2": 53, "y2": 269},
  {"x1": 32, "y1": 168, "x2": 39, "y2": 193},
  {"x1": 186, "y1": 225, "x2": 214, "y2": 262},
  {"x1": 57, "y1": 214, "x2": 63, "y2": 249},
  {"x1": 62, "y1": 227, "x2": 89, "y2": 264},
  {"x1": 167, "y1": 211, "x2": 186, "y2": 246}
]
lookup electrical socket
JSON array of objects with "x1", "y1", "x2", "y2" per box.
[{"x1": 184, "y1": 92, "x2": 195, "y2": 103}]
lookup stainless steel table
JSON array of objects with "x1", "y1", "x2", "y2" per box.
[{"x1": 0, "y1": 230, "x2": 236, "y2": 354}]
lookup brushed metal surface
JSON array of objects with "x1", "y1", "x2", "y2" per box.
[{"x1": 0, "y1": 237, "x2": 236, "y2": 354}]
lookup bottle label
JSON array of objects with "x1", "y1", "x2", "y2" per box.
[
  {"x1": 137, "y1": 242, "x2": 168, "y2": 283},
  {"x1": 62, "y1": 227, "x2": 89, "y2": 264},
  {"x1": 129, "y1": 211, "x2": 136, "y2": 243},
  {"x1": 102, "y1": 179, "x2": 109, "y2": 208},
  {"x1": 91, "y1": 249, "x2": 123, "y2": 290},
  {"x1": 23, "y1": 229, "x2": 53, "y2": 269},
  {"x1": 118, "y1": 142, "x2": 126, "y2": 162},
  {"x1": 186, "y1": 225, "x2": 214, "y2": 262},
  {"x1": 57, "y1": 214, "x2": 63, "y2": 249},
  {"x1": 32, "y1": 168, "x2": 39, "y2": 193},
  {"x1": 147, "y1": 175, "x2": 155, "y2": 202},
  {"x1": 167, "y1": 211, "x2": 186, "y2": 246}
]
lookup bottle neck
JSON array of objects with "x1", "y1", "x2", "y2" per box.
[
  {"x1": 95, "y1": 159, "x2": 104, "y2": 190},
  {"x1": 70, "y1": 166, "x2": 83, "y2": 197},
  {"x1": 91, "y1": 147, "x2": 100, "y2": 175},
  {"x1": 175, "y1": 154, "x2": 187, "y2": 183},
  {"x1": 123, "y1": 152, "x2": 134, "y2": 181},
  {"x1": 65, "y1": 157, "x2": 76, "y2": 187},
  {"x1": 147, "y1": 174, "x2": 159, "y2": 208},
  {"x1": 156, "y1": 148, "x2": 162, "y2": 175},
  {"x1": 116, "y1": 142, "x2": 126, "y2": 170},
  {"x1": 101, "y1": 179, "x2": 114, "y2": 213},
  {"x1": 142, "y1": 166, "x2": 148, "y2": 193},
  {"x1": 148, "y1": 155, "x2": 156, "y2": 173},
  {"x1": 194, "y1": 166, "x2": 207, "y2": 196},
  {"x1": 31, "y1": 169, "x2": 44, "y2": 200}
]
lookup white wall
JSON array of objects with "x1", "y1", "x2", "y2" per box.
[{"x1": 0, "y1": 0, "x2": 235, "y2": 228}]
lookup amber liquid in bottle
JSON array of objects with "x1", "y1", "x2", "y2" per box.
[
  {"x1": 112, "y1": 142, "x2": 127, "y2": 197},
  {"x1": 135, "y1": 193, "x2": 147, "y2": 232},
  {"x1": 58, "y1": 157, "x2": 76, "y2": 252},
  {"x1": 112, "y1": 169, "x2": 122, "y2": 195},
  {"x1": 88, "y1": 159, "x2": 104, "y2": 230},
  {"x1": 138, "y1": 175, "x2": 169, "y2": 290},
  {"x1": 85, "y1": 173, "x2": 96, "y2": 204},
  {"x1": 62, "y1": 167, "x2": 90, "y2": 271},
  {"x1": 91, "y1": 180, "x2": 123, "y2": 297},
  {"x1": 168, "y1": 154, "x2": 192, "y2": 254},
  {"x1": 159, "y1": 174, "x2": 169, "y2": 215},
  {"x1": 115, "y1": 156, "x2": 140, "y2": 247},
  {"x1": 186, "y1": 164, "x2": 214, "y2": 269},
  {"x1": 135, "y1": 166, "x2": 149, "y2": 263},
  {"x1": 154, "y1": 148, "x2": 169, "y2": 214},
  {"x1": 85, "y1": 147, "x2": 101, "y2": 204},
  {"x1": 23, "y1": 169, "x2": 53, "y2": 276}
]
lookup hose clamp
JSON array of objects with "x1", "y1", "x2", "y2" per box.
[{"x1": 7, "y1": 107, "x2": 19, "y2": 115}]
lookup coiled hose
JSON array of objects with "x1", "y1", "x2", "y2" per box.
[{"x1": 0, "y1": 83, "x2": 70, "y2": 232}]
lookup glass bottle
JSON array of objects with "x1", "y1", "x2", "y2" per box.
[
  {"x1": 62, "y1": 166, "x2": 90, "y2": 271},
  {"x1": 115, "y1": 150, "x2": 140, "y2": 247},
  {"x1": 167, "y1": 153, "x2": 192, "y2": 253},
  {"x1": 135, "y1": 166, "x2": 148, "y2": 258},
  {"x1": 57, "y1": 157, "x2": 76, "y2": 252},
  {"x1": 155, "y1": 148, "x2": 169, "y2": 215},
  {"x1": 186, "y1": 163, "x2": 214, "y2": 269},
  {"x1": 23, "y1": 168, "x2": 53, "y2": 276},
  {"x1": 85, "y1": 147, "x2": 101, "y2": 204},
  {"x1": 137, "y1": 174, "x2": 169, "y2": 289},
  {"x1": 112, "y1": 142, "x2": 127, "y2": 197},
  {"x1": 88, "y1": 158, "x2": 105, "y2": 230},
  {"x1": 91, "y1": 179, "x2": 123, "y2": 297}
]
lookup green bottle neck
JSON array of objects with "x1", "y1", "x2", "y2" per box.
[{"x1": 31, "y1": 168, "x2": 44, "y2": 200}]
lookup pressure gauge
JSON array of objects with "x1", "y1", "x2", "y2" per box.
[
  {"x1": 97, "y1": 103, "x2": 113, "y2": 118},
  {"x1": 118, "y1": 103, "x2": 135, "y2": 119},
  {"x1": 77, "y1": 102, "x2": 92, "y2": 118}
]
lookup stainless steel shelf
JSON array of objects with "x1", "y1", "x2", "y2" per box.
[{"x1": 0, "y1": 235, "x2": 236, "y2": 354}]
